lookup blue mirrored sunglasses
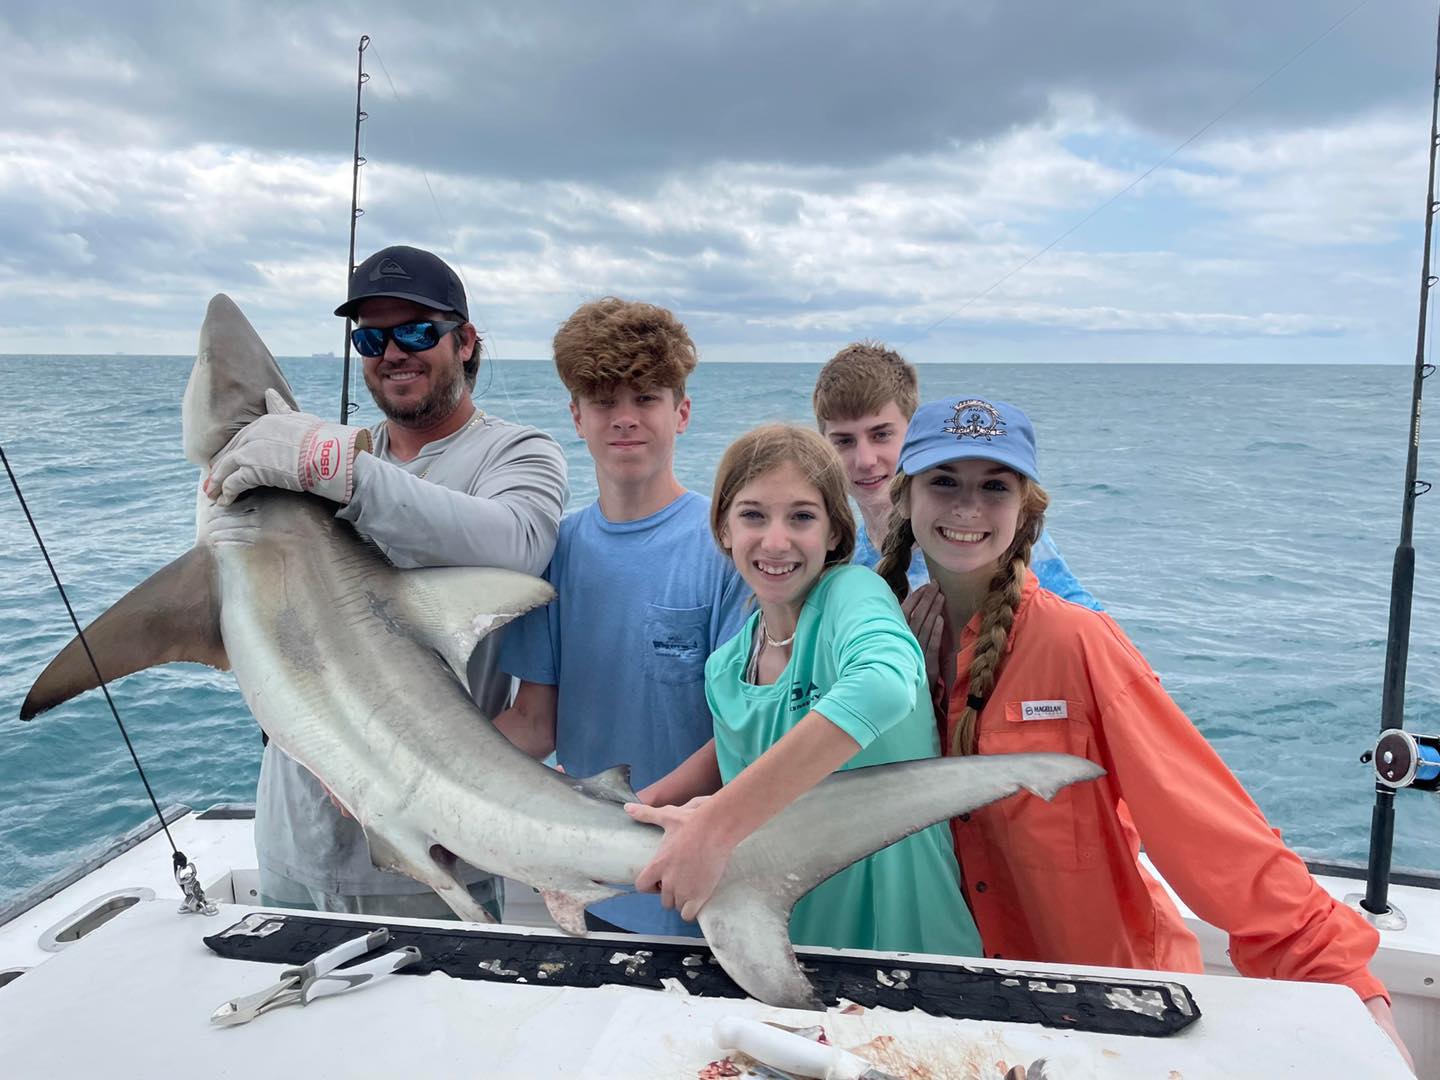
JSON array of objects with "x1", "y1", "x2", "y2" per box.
[{"x1": 350, "y1": 320, "x2": 462, "y2": 358}]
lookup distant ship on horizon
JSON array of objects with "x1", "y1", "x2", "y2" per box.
[{"x1": 309, "y1": 350, "x2": 337, "y2": 358}]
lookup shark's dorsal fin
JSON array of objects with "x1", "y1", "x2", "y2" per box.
[
  {"x1": 21, "y1": 547, "x2": 228, "y2": 720},
  {"x1": 389, "y1": 566, "x2": 555, "y2": 683},
  {"x1": 576, "y1": 764, "x2": 637, "y2": 805}
]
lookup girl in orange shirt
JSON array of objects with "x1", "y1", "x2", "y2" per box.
[{"x1": 877, "y1": 395, "x2": 1410, "y2": 1070}]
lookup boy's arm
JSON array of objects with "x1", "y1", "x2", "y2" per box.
[
  {"x1": 492, "y1": 680, "x2": 558, "y2": 759},
  {"x1": 1032, "y1": 528, "x2": 1102, "y2": 611},
  {"x1": 638, "y1": 738, "x2": 722, "y2": 806}
]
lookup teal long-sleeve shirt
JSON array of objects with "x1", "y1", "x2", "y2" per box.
[{"x1": 704, "y1": 565, "x2": 981, "y2": 957}]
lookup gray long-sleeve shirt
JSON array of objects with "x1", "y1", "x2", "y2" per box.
[{"x1": 255, "y1": 409, "x2": 568, "y2": 895}]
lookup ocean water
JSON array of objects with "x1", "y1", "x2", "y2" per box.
[{"x1": 1, "y1": 356, "x2": 1438, "y2": 909}]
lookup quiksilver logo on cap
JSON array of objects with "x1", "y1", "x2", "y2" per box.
[
  {"x1": 944, "y1": 398, "x2": 1007, "y2": 441},
  {"x1": 371, "y1": 258, "x2": 411, "y2": 282}
]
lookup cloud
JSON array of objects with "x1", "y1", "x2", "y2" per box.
[
  {"x1": 1175, "y1": 112, "x2": 1426, "y2": 246},
  {"x1": 0, "y1": 1, "x2": 1433, "y2": 361},
  {"x1": 3, "y1": 0, "x2": 1434, "y2": 179}
]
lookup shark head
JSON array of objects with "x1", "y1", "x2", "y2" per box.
[{"x1": 182, "y1": 294, "x2": 300, "y2": 466}]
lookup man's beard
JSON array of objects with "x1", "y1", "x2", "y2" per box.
[{"x1": 366, "y1": 357, "x2": 468, "y2": 427}]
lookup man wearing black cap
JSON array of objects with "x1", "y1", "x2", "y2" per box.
[{"x1": 208, "y1": 245, "x2": 568, "y2": 919}]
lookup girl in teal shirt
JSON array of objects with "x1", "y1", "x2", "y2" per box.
[{"x1": 627, "y1": 424, "x2": 979, "y2": 956}]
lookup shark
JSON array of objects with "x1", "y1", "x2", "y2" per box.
[{"x1": 21, "y1": 294, "x2": 1104, "y2": 1008}]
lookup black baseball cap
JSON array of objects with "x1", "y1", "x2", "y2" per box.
[{"x1": 334, "y1": 245, "x2": 469, "y2": 321}]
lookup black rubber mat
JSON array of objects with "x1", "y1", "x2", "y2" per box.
[{"x1": 204, "y1": 911, "x2": 1200, "y2": 1037}]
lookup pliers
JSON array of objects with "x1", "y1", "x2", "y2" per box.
[{"x1": 210, "y1": 927, "x2": 420, "y2": 1027}]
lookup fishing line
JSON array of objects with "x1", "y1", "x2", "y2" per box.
[
  {"x1": 0, "y1": 445, "x2": 192, "y2": 870},
  {"x1": 367, "y1": 41, "x2": 524, "y2": 423},
  {"x1": 898, "y1": 0, "x2": 1378, "y2": 348}
]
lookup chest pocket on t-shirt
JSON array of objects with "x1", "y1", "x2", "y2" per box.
[
  {"x1": 975, "y1": 699, "x2": 1103, "y2": 872},
  {"x1": 642, "y1": 605, "x2": 709, "y2": 685}
]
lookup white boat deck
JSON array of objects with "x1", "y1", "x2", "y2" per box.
[
  {"x1": 2, "y1": 898, "x2": 1415, "y2": 1078},
  {"x1": 0, "y1": 811, "x2": 1431, "y2": 1078}
]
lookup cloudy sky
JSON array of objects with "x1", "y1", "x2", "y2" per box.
[{"x1": 2, "y1": 0, "x2": 1437, "y2": 362}]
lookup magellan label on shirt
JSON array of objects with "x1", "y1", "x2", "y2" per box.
[{"x1": 1020, "y1": 700, "x2": 1068, "y2": 720}]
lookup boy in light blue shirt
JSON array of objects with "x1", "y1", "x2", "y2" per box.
[
  {"x1": 812, "y1": 341, "x2": 1100, "y2": 609},
  {"x1": 496, "y1": 298, "x2": 748, "y2": 936}
]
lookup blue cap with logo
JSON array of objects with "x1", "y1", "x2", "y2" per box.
[{"x1": 897, "y1": 396, "x2": 1040, "y2": 481}]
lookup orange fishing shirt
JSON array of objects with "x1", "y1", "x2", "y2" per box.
[{"x1": 946, "y1": 572, "x2": 1386, "y2": 1002}]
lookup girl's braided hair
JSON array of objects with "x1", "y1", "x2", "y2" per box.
[{"x1": 877, "y1": 470, "x2": 1049, "y2": 755}]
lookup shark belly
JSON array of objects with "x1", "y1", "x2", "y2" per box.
[{"x1": 211, "y1": 517, "x2": 656, "y2": 900}]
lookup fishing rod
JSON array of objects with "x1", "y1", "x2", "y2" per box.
[
  {"x1": 338, "y1": 34, "x2": 370, "y2": 426},
  {"x1": 1354, "y1": 5, "x2": 1440, "y2": 927},
  {"x1": 339, "y1": 40, "x2": 522, "y2": 423}
]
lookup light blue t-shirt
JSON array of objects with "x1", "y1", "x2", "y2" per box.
[
  {"x1": 853, "y1": 519, "x2": 1103, "y2": 611},
  {"x1": 499, "y1": 491, "x2": 749, "y2": 935}
]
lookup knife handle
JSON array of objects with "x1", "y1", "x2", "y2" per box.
[{"x1": 714, "y1": 1017, "x2": 873, "y2": 1080}]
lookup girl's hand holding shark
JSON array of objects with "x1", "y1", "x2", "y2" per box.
[
  {"x1": 627, "y1": 796, "x2": 732, "y2": 920},
  {"x1": 629, "y1": 712, "x2": 861, "y2": 921},
  {"x1": 206, "y1": 388, "x2": 371, "y2": 506}
]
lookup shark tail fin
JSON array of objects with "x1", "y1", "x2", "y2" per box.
[
  {"x1": 21, "y1": 547, "x2": 228, "y2": 720},
  {"x1": 183, "y1": 294, "x2": 299, "y2": 466},
  {"x1": 698, "y1": 885, "x2": 822, "y2": 1008},
  {"x1": 702, "y1": 752, "x2": 1104, "y2": 1007}
]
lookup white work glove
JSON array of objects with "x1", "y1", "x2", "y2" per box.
[{"x1": 207, "y1": 388, "x2": 372, "y2": 506}]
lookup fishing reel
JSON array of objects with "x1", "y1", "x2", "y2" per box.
[{"x1": 1364, "y1": 729, "x2": 1440, "y2": 793}]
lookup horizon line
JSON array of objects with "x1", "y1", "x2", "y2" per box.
[{"x1": 0, "y1": 354, "x2": 1418, "y2": 367}]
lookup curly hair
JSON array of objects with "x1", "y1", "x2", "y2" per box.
[
  {"x1": 710, "y1": 424, "x2": 856, "y2": 568},
  {"x1": 877, "y1": 471, "x2": 1049, "y2": 756},
  {"x1": 553, "y1": 297, "x2": 697, "y2": 401},
  {"x1": 812, "y1": 340, "x2": 920, "y2": 429}
]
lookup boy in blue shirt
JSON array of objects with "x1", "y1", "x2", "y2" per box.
[
  {"x1": 812, "y1": 341, "x2": 1100, "y2": 609},
  {"x1": 496, "y1": 297, "x2": 748, "y2": 936}
]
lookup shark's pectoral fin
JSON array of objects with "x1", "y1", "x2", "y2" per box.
[
  {"x1": 362, "y1": 826, "x2": 498, "y2": 924},
  {"x1": 539, "y1": 881, "x2": 624, "y2": 935},
  {"x1": 576, "y1": 764, "x2": 638, "y2": 805},
  {"x1": 391, "y1": 566, "x2": 556, "y2": 682},
  {"x1": 699, "y1": 884, "x2": 821, "y2": 1010},
  {"x1": 20, "y1": 547, "x2": 227, "y2": 720}
]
